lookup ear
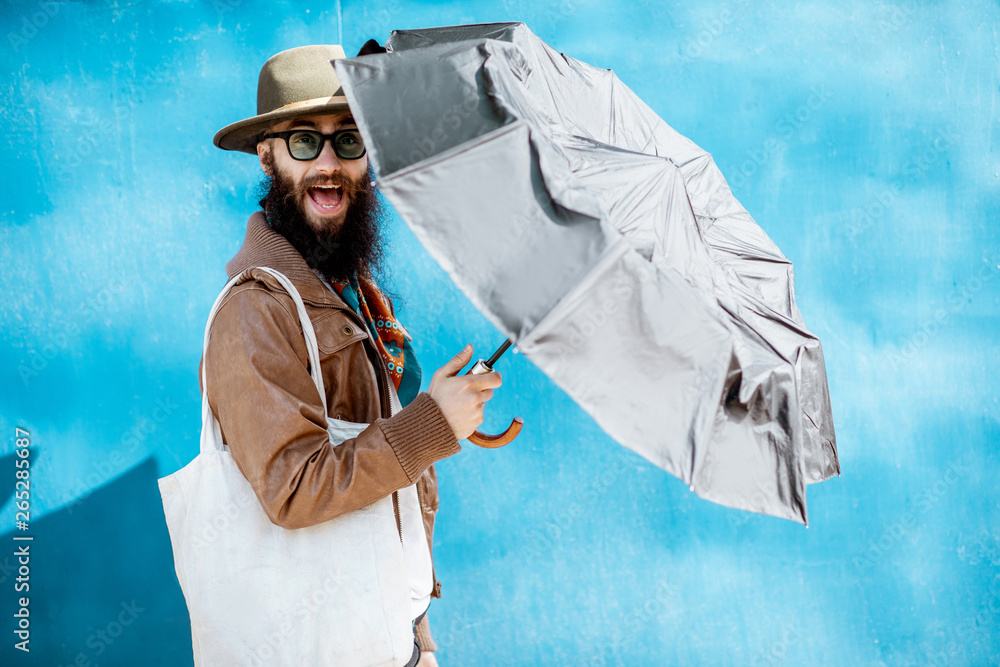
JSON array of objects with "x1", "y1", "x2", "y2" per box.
[{"x1": 257, "y1": 140, "x2": 272, "y2": 177}]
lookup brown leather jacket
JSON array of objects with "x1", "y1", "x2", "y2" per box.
[{"x1": 201, "y1": 212, "x2": 459, "y2": 640}]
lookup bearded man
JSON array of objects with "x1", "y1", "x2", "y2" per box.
[{"x1": 204, "y1": 43, "x2": 501, "y2": 666}]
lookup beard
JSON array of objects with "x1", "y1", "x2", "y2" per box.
[{"x1": 258, "y1": 152, "x2": 387, "y2": 284}]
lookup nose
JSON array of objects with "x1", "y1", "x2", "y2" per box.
[{"x1": 311, "y1": 138, "x2": 342, "y2": 175}]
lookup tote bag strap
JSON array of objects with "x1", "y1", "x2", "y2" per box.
[{"x1": 199, "y1": 267, "x2": 328, "y2": 455}]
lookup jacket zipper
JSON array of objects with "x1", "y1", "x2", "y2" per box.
[
  {"x1": 414, "y1": 483, "x2": 441, "y2": 598},
  {"x1": 359, "y1": 311, "x2": 403, "y2": 543},
  {"x1": 392, "y1": 491, "x2": 403, "y2": 543},
  {"x1": 313, "y1": 298, "x2": 401, "y2": 543},
  {"x1": 329, "y1": 297, "x2": 441, "y2": 595},
  {"x1": 374, "y1": 345, "x2": 402, "y2": 543},
  {"x1": 278, "y1": 281, "x2": 402, "y2": 542}
]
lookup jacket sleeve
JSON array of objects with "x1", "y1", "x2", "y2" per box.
[
  {"x1": 414, "y1": 614, "x2": 437, "y2": 653},
  {"x1": 203, "y1": 281, "x2": 461, "y2": 529}
]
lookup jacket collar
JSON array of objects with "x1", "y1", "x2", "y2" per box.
[{"x1": 226, "y1": 210, "x2": 350, "y2": 308}]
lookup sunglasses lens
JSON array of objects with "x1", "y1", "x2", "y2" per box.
[
  {"x1": 288, "y1": 131, "x2": 322, "y2": 160},
  {"x1": 334, "y1": 130, "x2": 365, "y2": 159},
  {"x1": 280, "y1": 130, "x2": 365, "y2": 160}
]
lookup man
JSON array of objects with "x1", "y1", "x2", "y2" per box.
[{"x1": 207, "y1": 43, "x2": 501, "y2": 665}]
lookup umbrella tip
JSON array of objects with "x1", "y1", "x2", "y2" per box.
[{"x1": 688, "y1": 484, "x2": 694, "y2": 492}]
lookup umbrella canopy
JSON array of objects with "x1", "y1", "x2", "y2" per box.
[{"x1": 335, "y1": 22, "x2": 838, "y2": 524}]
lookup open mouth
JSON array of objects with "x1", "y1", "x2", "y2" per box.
[{"x1": 307, "y1": 184, "x2": 344, "y2": 212}]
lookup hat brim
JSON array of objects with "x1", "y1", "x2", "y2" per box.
[{"x1": 213, "y1": 96, "x2": 352, "y2": 154}]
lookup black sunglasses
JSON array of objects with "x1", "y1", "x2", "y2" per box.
[{"x1": 260, "y1": 129, "x2": 367, "y2": 161}]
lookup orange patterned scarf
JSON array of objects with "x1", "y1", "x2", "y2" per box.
[{"x1": 327, "y1": 273, "x2": 408, "y2": 390}]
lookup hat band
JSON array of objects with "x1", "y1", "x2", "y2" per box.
[{"x1": 270, "y1": 95, "x2": 348, "y2": 113}]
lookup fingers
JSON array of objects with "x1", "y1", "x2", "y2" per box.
[
  {"x1": 435, "y1": 344, "x2": 473, "y2": 379},
  {"x1": 467, "y1": 371, "x2": 502, "y2": 390}
]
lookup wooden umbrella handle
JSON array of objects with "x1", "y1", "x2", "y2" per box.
[
  {"x1": 465, "y1": 358, "x2": 523, "y2": 448},
  {"x1": 468, "y1": 417, "x2": 524, "y2": 448}
]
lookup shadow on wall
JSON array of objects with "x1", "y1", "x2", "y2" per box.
[{"x1": 0, "y1": 457, "x2": 193, "y2": 667}]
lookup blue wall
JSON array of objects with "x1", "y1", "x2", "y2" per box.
[{"x1": 2, "y1": 1, "x2": 998, "y2": 665}]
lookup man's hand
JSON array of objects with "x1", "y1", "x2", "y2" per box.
[{"x1": 428, "y1": 344, "x2": 502, "y2": 441}]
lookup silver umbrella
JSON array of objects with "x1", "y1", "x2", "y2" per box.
[{"x1": 335, "y1": 22, "x2": 838, "y2": 524}]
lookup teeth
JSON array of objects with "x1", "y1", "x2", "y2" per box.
[{"x1": 310, "y1": 184, "x2": 343, "y2": 211}]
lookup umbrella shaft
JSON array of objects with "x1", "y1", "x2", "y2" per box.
[{"x1": 486, "y1": 339, "x2": 512, "y2": 368}]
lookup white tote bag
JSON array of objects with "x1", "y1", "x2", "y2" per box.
[{"x1": 158, "y1": 268, "x2": 415, "y2": 667}]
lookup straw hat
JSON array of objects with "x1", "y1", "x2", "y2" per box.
[{"x1": 214, "y1": 44, "x2": 352, "y2": 154}]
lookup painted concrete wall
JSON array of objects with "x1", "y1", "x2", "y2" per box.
[{"x1": 1, "y1": 0, "x2": 998, "y2": 664}]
